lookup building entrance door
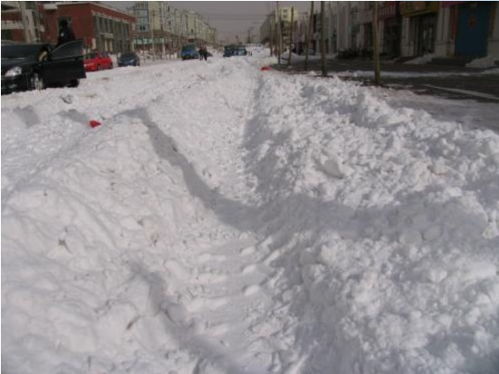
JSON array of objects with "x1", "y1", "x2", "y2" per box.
[
  {"x1": 455, "y1": 2, "x2": 490, "y2": 57},
  {"x1": 383, "y1": 17, "x2": 401, "y2": 57},
  {"x1": 415, "y1": 13, "x2": 437, "y2": 56}
]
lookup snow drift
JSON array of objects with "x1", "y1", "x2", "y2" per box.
[{"x1": 2, "y1": 54, "x2": 499, "y2": 374}]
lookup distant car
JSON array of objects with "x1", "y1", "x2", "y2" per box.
[
  {"x1": 223, "y1": 45, "x2": 248, "y2": 57},
  {"x1": 181, "y1": 44, "x2": 199, "y2": 60},
  {"x1": 84, "y1": 52, "x2": 113, "y2": 72},
  {"x1": 117, "y1": 52, "x2": 140, "y2": 67},
  {"x1": 1, "y1": 40, "x2": 86, "y2": 95}
]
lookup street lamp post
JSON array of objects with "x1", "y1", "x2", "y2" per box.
[
  {"x1": 150, "y1": 9, "x2": 155, "y2": 60},
  {"x1": 320, "y1": 1, "x2": 326, "y2": 77}
]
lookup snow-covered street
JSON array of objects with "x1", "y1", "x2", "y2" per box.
[{"x1": 2, "y1": 52, "x2": 499, "y2": 374}]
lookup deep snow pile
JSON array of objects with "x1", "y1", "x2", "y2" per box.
[
  {"x1": 2, "y1": 54, "x2": 499, "y2": 374},
  {"x1": 466, "y1": 55, "x2": 499, "y2": 69}
]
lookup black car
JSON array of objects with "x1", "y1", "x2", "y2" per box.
[
  {"x1": 117, "y1": 52, "x2": 140, "y2": 67},
  {"x1": 223, "y1": 45, "x2": 248, "y2": 57},
  {"x1": 1, "y1": 40, "x2": 86, "y2": 95}
]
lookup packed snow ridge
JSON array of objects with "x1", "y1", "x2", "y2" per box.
[{"x1": 2, "y1": 51, "x2": 499, "y2": 374}]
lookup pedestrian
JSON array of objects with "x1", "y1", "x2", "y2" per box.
[
  {"x1": 57, "y1": 19, "x2": 75, "y2": 46},
  {"x1": 199, "y1": 45, "x2": 208, "y2": 61}
]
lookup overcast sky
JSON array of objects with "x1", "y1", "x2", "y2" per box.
[{"x1": 106, "y1": 1, "x2": 310, "y2": 43}]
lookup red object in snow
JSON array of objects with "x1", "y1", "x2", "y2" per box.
[
  {"x1": 89, "y1": 120, "x2": 102, "y2": 128},
  {"x1": 84, "y1": 52, "x2": 113, "y2": 72},
  {"x1": 260, "y1": 66, "x2": 272, "y2": 71}
]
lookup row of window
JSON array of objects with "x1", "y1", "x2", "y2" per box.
[{"x1": 93, "y1": 15, "x2": 130, "y2": 38}]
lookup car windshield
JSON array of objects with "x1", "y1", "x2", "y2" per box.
[
  {"x1": 1, "y1": 44, "x2": 43, "y2": 60},
  {"x1": 121, "y1": 53, "x2": 135, "y2": 59},
  {"x1": 182, "y1": 45, "x2": 196, "y2": 52}
]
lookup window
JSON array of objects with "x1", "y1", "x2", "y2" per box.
[{"x1": 1, "y1": 29, "x2": 13, "y2": 40}]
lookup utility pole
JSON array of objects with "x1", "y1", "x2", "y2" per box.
[
  {"x1": 373, "y1": 2, "x2": 381, "y2": 85},
  {"x1": 269, "y1": 17, "x2": 273, "y2": 56},
  {"x1": 304, "y1": 1, "x2": 314, "y2": 71},
  {"x1": 320, "y1": 1, "x2": 326, "y2": 77},
  {"x1": 287, "y1": 6, "x2": 294, "y2": 66},
  {"x1": 273, "y1": 14, "x2": 278, "y2": 56},
  {"x1": 276, "y1": 1, "x2": 282, "y2": 65},
  {"x1": 150, "y1": 8, "x2": 155, "y2": 60},
  {"x1": 160, "y1": 12, "x2": 165, "y2": 59}
]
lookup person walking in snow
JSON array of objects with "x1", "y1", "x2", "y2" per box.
[
  {"x1": 199, "y1": 45, "x2": 209, "y2": 61},
  {"x1": 57, "y1": 19, "x2": 75, "y2": 46}
]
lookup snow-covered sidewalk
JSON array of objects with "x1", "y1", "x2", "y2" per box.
[{"x1": 2, "y1": 55, "x2": 499, "y2": 374}]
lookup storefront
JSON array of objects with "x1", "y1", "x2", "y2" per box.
[
  {"x1": 400, "y1": 1, "x2": 439, "y2": 56},
  {"x1": 380, "y1": 2, "x2": 401, "y2": 57},
  {"x1": 357, "y1": 6, "x2": 373, "y2": 51}
]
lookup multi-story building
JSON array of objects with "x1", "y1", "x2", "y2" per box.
[
  {"x1": 129, "y1": 1, "x2": 176, "y2": 54},
  {"x1": 129, "y1": 2, "x2": 216, "y2": 54},
  {"x1": 39, "y1": 2, "x2": 135, "y2": 54},
  {"x1": 1, "y1": 1, "x2": 43, "y2": 43},
  {"x1": 260, "y1": 6, "x2": 299, "y2": 49}
]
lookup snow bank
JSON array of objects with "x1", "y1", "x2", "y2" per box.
[
  {"x1": 466, "y1": 55, "x2": 499, "y2": 69},
  {"x1": 2, "y1": 54, "x2": 499, "y2": 373},
  {"x1": 336, "y1": 68, "x2": 499, "y2": 79},
  {"x1": 242, "y1": 73, "x2": 499, "y2": 373},
  {"x1": 404, "y1": 53, "x2": 436, "y2": 65}
]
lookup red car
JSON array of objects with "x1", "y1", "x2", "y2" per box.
[{"x1": 84, "y1": 52, "x2": 113, "y2": 72}]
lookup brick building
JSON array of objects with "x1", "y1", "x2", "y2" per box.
[
  {"x1": 1, "y1": 1, "x2": 43, "y2": 43},
  {"x1": 39, "y1": 2, "x2": 135, "y2": 54}
]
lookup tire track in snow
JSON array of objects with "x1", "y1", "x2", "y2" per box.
[
  {"x1": 109, "y1": 61, "x2": 290, "y2": 372},
  {"x1": 174, "y1": 238, "x2": 275, "y2": 372}
]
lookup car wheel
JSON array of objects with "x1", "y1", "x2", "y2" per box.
[
  {"x1": 68, "y1": 79, "x2": 79, "y2": 88},
  {"x1": 30, "y1": 72, "x2": 45, "y2": 91}
]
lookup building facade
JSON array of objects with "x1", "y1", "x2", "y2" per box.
[
  {"x1": 259, "y1": 6, "x2": 299, "y2": 51},
  {"x1": 436, "y1": 1, "x2": 499, "y2": 59},
  {"x1": 39, "y1": 2, "x2": 135, "y2": 54},
  {"x1": 305, "y1": 1, "x2": 499, "y2": 60},
  {"x1": 129, "y1": 2, "x2": 217, "y2": 54},
  {"x1": 1, "y1": 1, "x2": 43, "y2": 43},
  {"x1": 399, "y1": 1, "x2": 439, "y2": 57}
]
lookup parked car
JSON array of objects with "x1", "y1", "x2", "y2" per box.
[
  {"x1": 223, "y1": 45, "x2": 248, "y2": 57},
  {"x1": 84, "y1": 51, "x2": 113, "y2": 71},
  {"x1": 181, "y1": 44, "x2": 199, "y2": 60},
  {"x1": 1, "y1": 40, "x2": 86, "y2": 95},
  {"x1": 117, "y1": 52, "x2": 140, "y2": 67}
]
